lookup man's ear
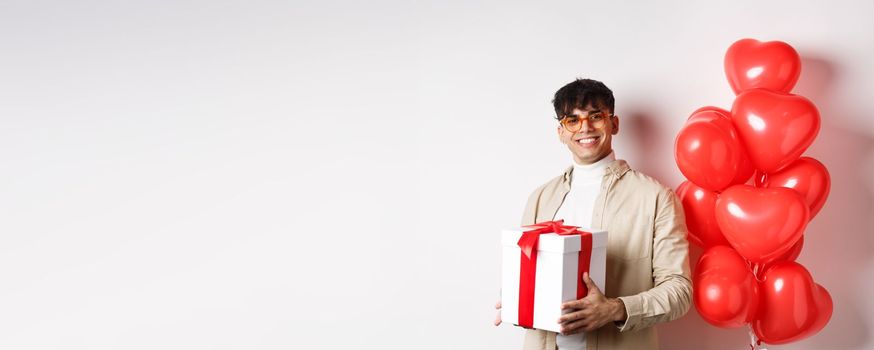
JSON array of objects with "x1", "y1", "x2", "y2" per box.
[
  {"x1": 611, "y1": 115, "x2": 620, "y2": 135},
  {"x1": 557, "y1": 125, "x2": 566, "y2": 144}
]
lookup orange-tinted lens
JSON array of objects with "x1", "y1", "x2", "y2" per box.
[
  {"x1": 561, "y1": 117, "x2": 582, "y2": 132},
  {"x1": 589, "y1": 114, "x2": 606, "y2": 128}
]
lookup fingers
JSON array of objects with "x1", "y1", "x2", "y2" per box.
[
  {"x1": 583, "y1": 272, "x2": 603, "y2": 296},
  {"x1": 583, "y1": 272, "x2": 597, "y2": 290},
  {"x1": 561, "y1": 298, "x2": 590, "y2": 311},
  {"x1": 494, "y1": 300, "x2": 502, "y2": 326},
  {"x1": 559, "y1": 312, "x2": 602, "y2": 335},
  {"x1": 559, "y1": 318, "x2": 590, "y2": 335},
  {"x1": 558, "y1": 309, "x2": 587, "y2": 324},
  {"x1": 562, "y1": 309, "x2": 583, "y2": 322},
  {"x1": 561, "y1": 299, "x2": 579, "y2": 310}
]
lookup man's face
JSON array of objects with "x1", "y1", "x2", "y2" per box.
[{"x1": 556, "y1": 104, "x2": 619, "y2": 165}]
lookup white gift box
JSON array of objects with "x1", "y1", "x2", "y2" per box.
[{"x1": 501, "y1": 227, "x2": 608, "y2": 333}]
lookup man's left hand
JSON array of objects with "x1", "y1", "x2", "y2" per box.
[{"x1": 558, "y1": 272, "x2": 627, "y2": 336}]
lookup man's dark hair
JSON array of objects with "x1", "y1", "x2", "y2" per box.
[{"x1": 552, "y1": 78, "x2": 615, "y2": 120}]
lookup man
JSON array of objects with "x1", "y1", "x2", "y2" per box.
[{"x1": 495, "y1": 79, "x2": 692, "y2": 349}]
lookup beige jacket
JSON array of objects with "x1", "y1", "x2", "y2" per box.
[{"x1": 520, "y1": 160, "x2": 692, "y2": 350}]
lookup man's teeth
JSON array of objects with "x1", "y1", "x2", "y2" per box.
[{"x1": 577, "y1": 137, "x2": 598, "y2": 144}]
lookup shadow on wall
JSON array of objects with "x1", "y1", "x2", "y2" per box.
[
  {"x1": 655, "y1": 55, "x2": 874, "y2": 349},
  {"x1": 617, "y1": 108, "x2": 674, "y2": 187}
]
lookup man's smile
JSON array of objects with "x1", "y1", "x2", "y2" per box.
[{"x1": 575, "y1": 136, "x2": 601, "y2": 147}]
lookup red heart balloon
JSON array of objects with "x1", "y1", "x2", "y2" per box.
[
  {"x1": 677, "y1": 181, "x2": 728, "y2": 248},
  {"x1": 756, "y1": 157, "x2": 831, "y2": 219},
  {"x1": 761, "y1": 236, "x2": 804, "y2": 273},
  {"x1": 688, "y1": 107, "x2": 754, "y2": 185},
  {"x1": 724, "y1": 38, "x2": 801, "y2": 94},
  {"x1": 731, "y1": 89, "x2": 821, "y2": 173},
  {"x1": 694, "y1": 246, "x2": 760, "y2": 328},
  {"x1": 753, "y1": 262, "x2": 833, "y2": 344},
  {"x1": 715, "y1": 185, "x2": 809, "y2": 263},
  {"x1": 689, "y1": 106, "x2": 731, "y2": 121},
  {"x1": 675, "y1": 110, "x2": 744, "y2": 191},
  {"x1": 731, "y1": 152, "x2": 756, "y2": 186}
]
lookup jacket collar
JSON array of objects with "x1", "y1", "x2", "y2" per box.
[{"x1": 561, "y1": 159, "x2": 631, "y2": 190}]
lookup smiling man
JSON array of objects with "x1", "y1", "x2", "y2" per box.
[{"x1": 495, "y1": 79, "x2": 693, "y2": 350}]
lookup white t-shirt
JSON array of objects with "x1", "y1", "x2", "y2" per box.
[{"x1": 553, "y1": 151, "x2": 615, "y2": 350}]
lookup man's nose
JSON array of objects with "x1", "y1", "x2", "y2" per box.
[{"x1": 579, "y1": 119, "x2": 595, "y2": 132}]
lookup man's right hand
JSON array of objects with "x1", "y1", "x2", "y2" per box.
[{"x1": 493, "y1": 301, "x2": 502, "y2": 326}]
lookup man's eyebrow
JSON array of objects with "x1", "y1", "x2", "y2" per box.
[{"x1": 568, "y1": 108, "x2": 602, "y2": 116}]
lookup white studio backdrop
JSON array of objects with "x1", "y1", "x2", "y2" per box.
[{"x1": 1, "y1": 1, "x2": 873, "y2": 349}]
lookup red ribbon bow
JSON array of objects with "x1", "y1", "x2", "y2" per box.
[
  {"x1": 516, "y1": 220, "x2": 593, "y2": 328},
  {"x1": 518, "y1": 219, "x2": 583, "y2": 258}
]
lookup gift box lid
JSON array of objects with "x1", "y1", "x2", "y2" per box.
[{"x1": 501, "y1": 227, "x2": 608, "y2": 253}]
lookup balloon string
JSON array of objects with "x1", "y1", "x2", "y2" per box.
[
  {"x1": 748, "y1": 325, "x2": 767, "y2": 350},
  {"x1": 748, "y1": 325, "x2": 756, "y2": 349}
]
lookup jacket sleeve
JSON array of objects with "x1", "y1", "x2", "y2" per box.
[{"x1": 616, "y1": 186, "x2": 693, "y2": 332}]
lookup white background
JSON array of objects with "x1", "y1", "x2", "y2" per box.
[{"x1": 1, "y1": 1, "x2": 873, "y2": 349}]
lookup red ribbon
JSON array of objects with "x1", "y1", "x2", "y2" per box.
[{"x1": 517, "y1": 219, "x2": 593, "y2": 328}]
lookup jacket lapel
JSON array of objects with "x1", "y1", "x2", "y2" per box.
[{"x1": 543, "y1": 165, "x2": 573, "y2": 222}]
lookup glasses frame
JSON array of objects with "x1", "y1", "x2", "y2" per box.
[{"x1": 558, "y1": 112, "x2": 615, "y2": 133}]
